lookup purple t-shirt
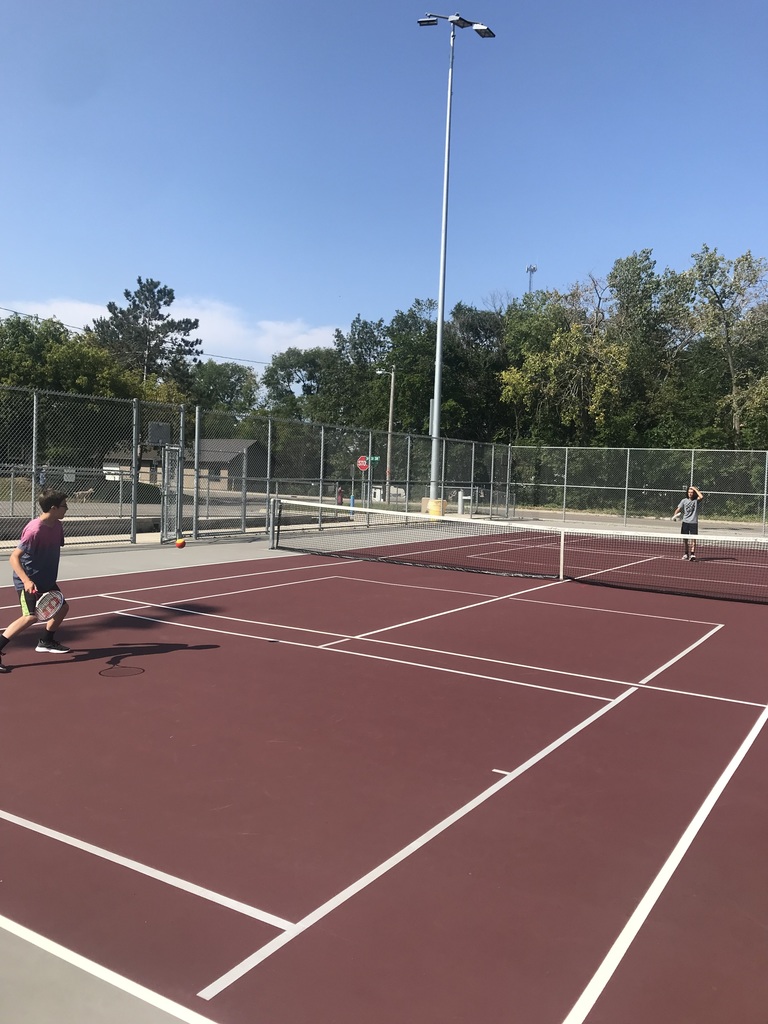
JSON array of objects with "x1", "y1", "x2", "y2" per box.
[{"x1": 13, "y1": 518, "x2": 64, "y2": 593}]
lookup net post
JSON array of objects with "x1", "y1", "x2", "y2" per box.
[
  {"x1": 268, "y1": 497, "x2": 279, "y2": 548},
  {"x1": 559, "y1": 527, "x2": 565, "y2": 580}
]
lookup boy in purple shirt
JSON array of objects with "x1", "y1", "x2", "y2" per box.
[{"x1": 0, "y1": 489, "x2": 71, "y2": 673}]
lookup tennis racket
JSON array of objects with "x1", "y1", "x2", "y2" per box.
[{"x1": 34, "y1": 589, "x2": 65, "y2": 622}]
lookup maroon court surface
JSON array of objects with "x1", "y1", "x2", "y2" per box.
[{"x1": 1, "y1": 551, "x2": 767, "y2": 1024}]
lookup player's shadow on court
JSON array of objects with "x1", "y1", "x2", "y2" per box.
[{"x1": 69, "y1": 641, "x2": 220, "y2": 670}]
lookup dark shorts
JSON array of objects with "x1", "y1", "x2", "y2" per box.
[
  {"x1": 681, "y1": 522, "x2": 698, "y2": 536},
  {"x1": 16, "y1": 585, "x2": 61, "y2": 617}
]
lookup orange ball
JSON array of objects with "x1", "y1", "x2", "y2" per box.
[{"x1": 175, "y1": 538, "x2": 186, "y2": 548}]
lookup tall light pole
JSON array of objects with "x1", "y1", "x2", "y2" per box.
[
  {"x1": 418, "y1": 13, "x2": 495, "y2": 510},
  {"x1": 376, "y1": 367, "x2": 396, "y2": 504},
  {"x1": 526, "y1": 264, "x2": 538, "y2": 293}
]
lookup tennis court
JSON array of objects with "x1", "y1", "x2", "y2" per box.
[{"x1": 1, "y1": 531, "x2": 767, "y2": 1024}]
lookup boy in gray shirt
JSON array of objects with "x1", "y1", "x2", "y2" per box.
[{"x1": 673, "y1": 485, "x2": 704, "y2": 561}]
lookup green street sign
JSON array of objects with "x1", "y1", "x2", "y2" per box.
[{"x1": 370, "y1": 456, "x2": 381, "y2": 463}]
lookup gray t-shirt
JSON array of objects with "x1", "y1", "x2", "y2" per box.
[{"x1": 677, "y1": 496, "x2": 701, "y2": 525}]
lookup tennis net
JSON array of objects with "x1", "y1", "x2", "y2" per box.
[{"x1": 271, "y1": 498, "x2": 768, "y2": 604}]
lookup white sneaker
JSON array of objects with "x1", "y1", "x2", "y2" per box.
[{"x1": 681, "y1": 554, "x2": 689, "y2": 560}]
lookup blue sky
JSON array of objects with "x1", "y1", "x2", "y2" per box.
[{"x1": 1, "y1": 0, "x2": 766, "y2": 368}]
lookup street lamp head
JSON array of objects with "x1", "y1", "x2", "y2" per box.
[
  {"x1": 448, "y1": 14, "x2": 474, "y2": 29},
  {"x1": 420, "y1": 13, "x2": 494, "y2": 36}
]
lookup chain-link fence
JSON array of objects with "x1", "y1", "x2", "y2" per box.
[{"x1": 1, "y1": 384, "x2": 767, "y2": 548}]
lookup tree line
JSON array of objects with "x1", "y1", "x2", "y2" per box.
[{"x1": 2, "y1": 246, "x2": 767, "y2": 450}]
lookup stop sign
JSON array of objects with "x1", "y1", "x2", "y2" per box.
[{"x1": 356, "y1": 455, "x2": 369, "y2": 471}]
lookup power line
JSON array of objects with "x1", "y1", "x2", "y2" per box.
[
  {"x1": 199, "y1": 352, "x2": 271, "y2": 366},
  {"x1": 0, "y1": 307, "x2": 271, "y2": 367},
  {"x1": 0, "y1": 305, "x2": 87, "y2": 334}
]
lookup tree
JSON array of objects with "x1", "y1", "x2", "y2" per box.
[
  {"x1": 0, "y1": 314, "x2": 149, "y2": 466},
  {"x1": 0, "y1": 314, "x2": 138, "y2": 396},
  {"x1": 261, "y1": 346, "x2": 343, "y2": 421},
  {"x1": 87, "y1": 277, "x2": 202, "y2": 388},
  {"x1": 189, "y1": 359, "x2": 261, "y2": 417},
  {"x1": 603, "y1": 250, "x2": 700, "y2": 445},
  {"x1": 690, "y1": 246, "x2": 768, "y2": 441},
  {"x1": 444, "y1": 302, "x2": 510, "y2": 441}
]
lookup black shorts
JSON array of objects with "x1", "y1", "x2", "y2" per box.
[
  {"x1": 681, "y1": 522, "x2": 698, "y2": 536},
  {"x1": 16, "y1": 585, "x2": 61, "y2": 616}
]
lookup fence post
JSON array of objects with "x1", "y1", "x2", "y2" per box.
[
  {"x1": 562, "y1": 447, "x2": 569, "y2": 521},
  {"x1": 319, "y1": 425, "x2": 325, "y2": 504},
  {"x1": 763, "y1": 451, "x2": 768, "y2": 536},
  {"x1": 505, "y1": 444, "x2": 511, "y2": 518},
  {"x1": 405, "y1": 434, "x2": 411, "y2": 512},
  {"x1": 241, "y1": 447, "x2": 248, "y2": 532},
  {"x1": 31, "y1": 391, "x2": 39, "y2": 519},
  {"x1": 192, "y1": 405, "x2": 201, "y2": 540},
  {"x1": 130, "y1": 399, "x2": 140, "y2": 543},
  {"x1": 623, "y1": 448, "x2": 631, "y2": 526},
  {"x1": 489, "y1": 445, "x2": 496, "y2": 520},
  {"x1": 470, "y1": 442, "x2": 476, "y2": 518},
  {"x1": 177, "y1": 404, "x2": 185, "y2": 539},
  {"x1": 690, "y1": 448, "x2": 695, "y2": 485},
  {"x1": 441, "y1": 439, "x2": 446, "y2": 503},
  {"x1": 265, "y1": 416, "x2": 273, "y2": 531},
  {"x1": 370, "y1": 430, "x2": 376, "y2": 505}
]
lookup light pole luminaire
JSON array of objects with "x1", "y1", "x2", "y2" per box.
[{"x1": 418, "y1": 12, "x2": 495, "y2": 507}]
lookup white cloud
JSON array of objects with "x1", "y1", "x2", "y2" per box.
[
  {"x1": 174, "y1": 298, "x2": 337, "y2": 367},
  {"x1": 0, "y1": 297, "x2": 337, "y2": 369}
]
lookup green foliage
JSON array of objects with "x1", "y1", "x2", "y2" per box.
[
  {"x1": 87, "y1": 277, "x2": 202, "y2": 389},
  {"x1": 0, "y1": 315, "x2": 138, "y2": 395},
  {"x1": 2, "y1": 249, "x2": 768, "y2": 453},
  {"x1": 189, "y1": 360, "x2": 261, "y2": 415}
]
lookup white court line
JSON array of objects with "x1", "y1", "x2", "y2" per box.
[
  {"x1": 507, "y1": 593, "x2": 721, "y2": 627},
  {"x1": 113, "y1": 610, "x2": 612, "y2": 702},
  {"x1": 0, "y1": 558, "x2": 359, "y2": 614},
  {"x1": 70, "y1": 556, "x2": 357, "y2": 590},
  {"x1": 329, "y1": 574, "x2": 500, "y2": 598},
  {"x1": 330, "y1": 636, "x2": 629, "y2": 687},
  {"x1": 102, "y1": 594, "x2": 353, "y2": 641},
  {"x1": 637, "y1": 624, "x2": 724, "y2": 685},
  {"x1": 560, "y1": 702, "x2": 768, "y2": 1024},
  {"x1": 197, "y1": 687, "x2": 638, "y2": 1000},
  {"x1": 0, "y1": 913, "x2": 221, "y2": 1024},
  {"x1": 329, "y1": 575, "x2": 571, "y2": 643},
  {"x1": 323, "y1": 644, "x2": 613, "y2": 702},
  {"x1": 0, "y1": 809, "x2": 293, "y2": 932},
  {"x1": 110, "y1": 599, "x2": 752, "y2": 708},
  {"x1": 574, "y1": 553, "x2": 664, "y2": 581}
]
